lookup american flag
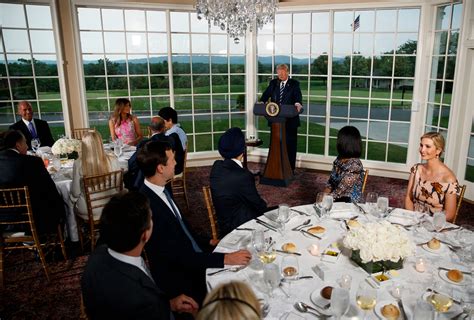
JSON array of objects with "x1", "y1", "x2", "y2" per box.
[{"x1": 352, "y1": 15, "x2": 360, "y2": 31}]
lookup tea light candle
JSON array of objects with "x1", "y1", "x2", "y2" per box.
[
  {"x1": 415, "y1": 258, "x2": 426, "y2": 272},
  {"x1": 308, "y1": 244, "x2": 320, "y2": 256}
]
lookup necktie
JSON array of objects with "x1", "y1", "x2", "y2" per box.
[
  {"x1": 279, "y1": 82, "x2": 285, "y2": 103},
  {"x1": 163, "y1": 188, "x2": 202, "y2": 252},
  {"x1": 28, "y1": 122, "x2": 38, "y2": 139}
]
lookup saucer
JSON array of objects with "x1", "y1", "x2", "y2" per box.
[
  {"x1": 309, "y1": 288, "x2": 332, "y2": 316},
  {"x1": 374, "y1": 300, "x2": 400, "y2": 320},
  {"x1": 438, "y1": 269, "x2": 472, "y2": 286},
  {"x1": 422, "y1": 243, "x2": 446, "y2": 254}
]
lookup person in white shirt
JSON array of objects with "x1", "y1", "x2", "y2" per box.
[{"x1": 158, "y1": 107, "x2": 188, "y2": 151}]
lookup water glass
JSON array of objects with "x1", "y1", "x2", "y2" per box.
[
  {"x1": 330, "y1": 287, "x2": 350, "y2": 320},
  {"x1": 263, "y1": 263, "x2": 280, "y2": 298},
  {"x1": 377, "y1": 196, "x2": 389, "y2": 216},
  {"x1": 281, "y1": 255, "x2": 299, "y2": 296},
  {"x1": 252, "y1": 230, "x2": 265, "y2": 254},
  {"x1": 322, "y1": 194, "x2": 334, "y2": 213},
  {"x1": 432, "y1": 211, "x2": 446, "y2": 232},
  {"x1": 277, "y1": 204, "x2": 289, "y2": 235},
  {"x1": 314, "y1": 192, "x2": 325, "y2": 218},
  {"x1": 365, "y1": 192, "x2": 378, "y2": 215},
  {"x1": 31, "y1": 138, "x2": 41, "y2": 153},
  {"x1": 338, "y1": 274, "x2": 352, "y2": 290}
]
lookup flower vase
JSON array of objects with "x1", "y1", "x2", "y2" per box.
[{"x1": 351, "y1": 250, "x2": 403, "y2": 274}]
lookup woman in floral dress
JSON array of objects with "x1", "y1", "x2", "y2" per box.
[{"x1": 108, "y1": 98, "x2": 142, "y2": 146}]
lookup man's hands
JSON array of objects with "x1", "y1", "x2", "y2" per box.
[
  {"x1": 295, "y1": 102, "x2": 303, "y2": 113},
  {"x1": 169, "y1": 294, "x2": 199, "y2": 314},
  {"x1": 209, "y1": 239, "x2": 220, "y2": 247},
  {"x1": 223, "y1": 249, "x2": 252, "y2": 265}
]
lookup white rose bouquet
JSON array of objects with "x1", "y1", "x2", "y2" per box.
[
  {"x1": 51, "y1": 138, "x2": 81, "y2": 158},
  {"x1": 343, "y1": 221, "x2": 415, "y2": 269}
]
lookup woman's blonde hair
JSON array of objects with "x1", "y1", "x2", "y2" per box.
[
  {"x1": 421, "y1": 131, "x2": 445, "y2": 156},
  {"x1": 197, "y1": 281, "x2": 261, "y2": 320},
  {"x1": 111, "y1": 98, "x2": 131, "y2": 127},
  {"x1": 81, "y1": 131, "x2": 113, "y2": 176}
]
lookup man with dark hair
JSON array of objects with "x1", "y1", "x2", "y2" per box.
[
  {"x1": 210, "y1": 127, "x2": 268, "y2": 237},
  {"x1": 137, "y1": 140, "x2": 251, "y2": 305},
  {"x1": 158, "y1": 107, "x2": 187, "y2": 151},
  {"x1": 10, "y1": 100, "x2": 55, "y2": 149},
  {"x1": 82, "y1": 192, "x2": 198, "y2": 319},
  {"x1": 0, "y1": 130, "x2": 64, "y2": 235}
]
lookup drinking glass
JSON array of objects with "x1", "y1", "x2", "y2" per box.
[
  {"x1": 31, "y1": 138, "x2": 41, "y2": 153},
  {"x1": 377, "y1": 196, "x2": 389, "y2": 216},
  {"x1": 114, "y1": 140, "x2": 123, "y2": 157},
  {"x1": 365, "y1": 192, "x2": 378, "y2": 215},
  {"x1": 281, "y1": 255, "x2": 299, "y2": 296},
  {"x1": 258, "y1": 238, "x2": 276, "y2": 264},
  {"x1": 252, "y1": 230, "x2": 265, "y2": 254},
  {"x1": 456, "y1": 225, "x2": 474, "y2": 262},
  {"x1": 429, "y1": 282, "x2": 453, "y2": 319},
  {"x1": 277, "y1": 204, "x2": 289, "y2": 235},
  {"x1": 432, "y1": 211, "x2": 446, "y2": 233},
  {"x1": 263, "y1": 263, "x2": 280, "y2": 298},
  {"x1": 314, "y1": 192, "x2": 325, "y2": 218},
  {"x1": 413, "y1": 298, "x2": 435, "y2": 319},
  {"x1": 322, "y1": 194, "x2": 334, "y2": 213},
  {"x1": 356, "y1": 281, "x2": 377, "y2": 319},
  {"x1": 330, "y1": 287, "x2": 350, "y2": 319},
  {"x1": 338, "y1": 274, "x2": 352, "y2": 290}
]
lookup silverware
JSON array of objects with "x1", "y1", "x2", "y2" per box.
[
  {"x1": 291, "y1": 208, "x2": 310, "y2": 216},
  {"x1": 282, "y1": 275, "x2": 313, "y2": 281},
  {"x1": 278, "y1": 283, "x2": 290, "y2": 298},
  {"x1": 206, "y1": 281, "x2": 213, "y2": 291},
  {"x1": 439, "y1": 226, "x2": 461, "y2": 232},
  {"x1": 255, "y1": 219, "x2": 277, "y2": 232},
  {"x1": 384, "y1": 207, "x2": 396, "y2": 218},
  {"x1": 351, "y1": 200, "x2": 367, "y2": 214},
  {"x1": 426, "y1": 288, "x2": 461, "y2": 305},
  {"x1": 438, "y1": 266, "x2": 472, "y2": 275},
  {"x1": 291, "y1": 219, "x2": 311, "y2": 231},
  {"x1": 236, "y1": 227, "x2": 255, "y2": 231},
  {"x1": 276, "y1": 249, "x2": 302, "y2": 256},
  {"x1": 397, "y1": 299, "x2": 407, "y2": 320},
  {"x1": 300, "y1": 229, "x2": 322, "y2": 239},
  {"x1": 207, "y1": 265, "x2": 245, "y2": 276}
]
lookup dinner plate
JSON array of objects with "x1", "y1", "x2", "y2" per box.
[
  {"x1": 422, "y1": 243, "x2": 446, "y2": 254},
  {"x1": 421, "y1": 292, "x2": 462, "y2": 318},
  {"x1": 374, "y1": 299, "x2": 400, "y2": 320},
  {"x1": 438, "y1": 269, "x2": 472, "y2": 286},
  {"x1": 309, "y1": 288, "x2": 333, "y2": 316}
]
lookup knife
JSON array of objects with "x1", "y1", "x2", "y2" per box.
[
  {"x1": 351, "y1": 200, "x2": 367, "y2": 214},
  {"x1": 438, "y1": 266, "x2": 472, "y2": 275},
  {"x1": 291, "y1": 208, "x2": 310, "y2": 216},
  {"x1": 276, "y1": 249, "x2": 302, "y2": 256},
  {"x1": 282, "y1": 275, "x2": 313, "y2": 281},
  {"x1": 300, "y1": 229, "x2": 322, "y2": 239},
  {"x1": 236, "y1": 227, "x2": 255, "y2": 231},
  {"x1": 255, "y1": 219, "x2": 278, "y2": 232},
  {"x1": 397, "y1": 299, "x2": 407, "y2": 320}
]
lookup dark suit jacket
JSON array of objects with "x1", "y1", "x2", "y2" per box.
[
  {"x1": 10, "y1": 118, "x2": 55, "y2": 149},
  {"x1": 140, "y1": 184, "x2": 224, "y2": 304},
  {"x1": 82, "y1": 245, "x2": 172, "y2": 320},
  {"x1": 210, "y1": 159, "x2": 267, "y2": 237},
  {"x1": 260, "y1": 78, "x2": 303, "y2": 129},
  {"x1": 0, "y1": 149, "x2": 64, "y2": 234}
]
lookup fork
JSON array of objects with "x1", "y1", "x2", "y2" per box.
[{"x1": 207, "y1": 265, "x2": 245, "y2": 276}]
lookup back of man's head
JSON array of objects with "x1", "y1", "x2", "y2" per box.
[
  {"x1": 136, "y1": 140, "x2": 172, "y2": 178},
  {"x1": 149, "y1": 117, "x2": 165, "y2": 133},
  {"x1": 0, "y1": 130, "x2": 25, "y2": 151},
  {"x1": 158, "y1": 107, "x2": 178, "y2": 124},
  {"x1": 100, "y1": 192, "x2": 151, "y2": 253}
]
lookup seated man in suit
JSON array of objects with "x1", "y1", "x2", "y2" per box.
[
  {"x1": 9, "y1": 100, "x2": 55, "y2": 149},
  {"x1": 0, "y1": 130, "x2": 64, "y2": 235},
  {"x1": 159, "y1": 107, "x2": 187, "y2": 151},
  {"x1": 210, "y1": 127, "x2": 268, "y2": 237},
  {"x1": 82, "y1": 191, "x2": 199, "y2": 319},
  {"x1": 137, "y1": 140, "x2": 251, "y2": 305}
]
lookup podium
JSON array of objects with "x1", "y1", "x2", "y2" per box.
[{"x1": 253, "y1": 102, "x2": 299, "y2": 187}]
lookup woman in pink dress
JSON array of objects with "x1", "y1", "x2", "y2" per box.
[
  {"x1": 405, "y1": 132, "x2": 459, "y2": 222},
  {"x1": 108, "y1": 98, "x2": 142, "y2": 146}
]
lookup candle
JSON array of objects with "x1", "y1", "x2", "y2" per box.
[
  {"x1": 415, "y1": 258, "x2": 426, "y2": 272},
  {"x1": 308, "y1": 244, "x2": 320, "y2": 256}
]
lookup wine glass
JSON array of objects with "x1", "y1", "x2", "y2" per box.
[
  {"x1": 322, "y1": 194, "x2": 334, "y2": 214},
  {"x1": 314, "y1": 192, "x2": 325, "y2": 218},
  {"x1": 330, "y1": 287, "x2": 350, "y2": 319},
  {"x1": 258, "y1": 238, "x2": 276, "y2": 264},
  {"x1": 51, "y1": 156, "x2": 61, "y2": 179},
  {"x1": 356, "y1": 281, "x2": 377, "y2": 319},
  {"x1": 281, "y1": 255, "x2": 299, "y2": 296},
  {"x1": 114, "y1": 141, "x2": 123, "y2": 157},
  {"x1": 31, "y1": 138, "x2": 41, "y2": 153},
  {"x1": 365, "y1": 192, "x2": 378, "y2": 215},
  {"x1": 429, "y1": 282, "x2": 453, "y2": 319},
  {"x1": 263, "y1": 263, "x2": 280, "y2": 298},
  {"x1": 251, "y1": 230, "x2": 265, "y2": 254},
  {"x1": 277, "y1": 204, "x2": 289, "y2": 235},
  {"x1": 432, "y1": 211, "x2": 446, "y2": 233},
  {"x1": 377, "y1": 196, "x2": 389, "y2": 217}
]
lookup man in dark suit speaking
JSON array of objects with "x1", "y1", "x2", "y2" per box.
[
  {"x1": 260, "y1": 64, "x2": 303, "y2": 172},
  {"x1": 10, "y1": 100, "x2": 55, "y2": 149}
]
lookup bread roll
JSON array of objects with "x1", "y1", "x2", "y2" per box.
[
  {"x1": 347, "y1": 219, "x2": 361, "y2": 228},
  {"x1": 281, "y1": 242, "x2": 296, "y2": 252},
  {"x1": 308, "y1": 226, "x2": 326, "y2": 234},
  {"x1": 427, "y1": 238, "x2": 440, "y2": 250},
  {"x1": 320, "y1": 286, "x2": 333, "y2": 299},
  {"x1": 381, "y1": 304, "x2": 400, "y2": 319},
  {"x1": 447, "y1": 269, "x2": 463, "y2": 283}
]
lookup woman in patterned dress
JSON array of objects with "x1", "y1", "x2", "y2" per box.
[
  {"x1": 108, "y1": 98, "x2": 142, "y2": 146},
  {"x1": 324, "y1": 126, "x2": 364, "y2": 203},
  {"x1": 405, "y1": 132, "x2": 458, "y2": 222}
]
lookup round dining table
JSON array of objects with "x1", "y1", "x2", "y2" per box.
[{"x1": 207, "y1": 202, "x2": 473, "y2": 319}]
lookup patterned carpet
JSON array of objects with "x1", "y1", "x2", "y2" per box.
[{"x1": 1, "y1": 163, "x2": 472, "y2": 319}]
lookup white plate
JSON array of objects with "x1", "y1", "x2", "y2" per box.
[
  {"x1": 374, "y1": 300, "x2": 400, "y2": 320},
  {"x1": 422, "y1": 292, "x2": 462, "y2": 318},
  {"x1": 422, "y1": 243, "x2": 446, "y2": 254},
  {"x1": 309, "y1": 288, "x2": 332, "y2": 316},
  {"x1": 438, "y1": 269, "x2": 472, "y2": 286}
]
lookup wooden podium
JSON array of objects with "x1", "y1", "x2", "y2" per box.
[{"x1": 253, "y1": 102, "x2": 299, "y2": 187}]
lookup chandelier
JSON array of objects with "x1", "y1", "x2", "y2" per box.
[{"x1": 196, "y1": 0, "x2": 278, "y2": 44}]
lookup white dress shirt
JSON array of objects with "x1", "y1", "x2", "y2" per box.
[
  {"x1": 107, "y1": 248, "x2": 152, "y2": 279},
  {"x1": 231, "y1": 158, "x2": 243, "y2": 168},
  {"x1": 22, "y1": 118, "x2": 37, "y2": 133}
]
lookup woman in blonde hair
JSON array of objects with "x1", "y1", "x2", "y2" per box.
[
  {"x1": 405, "y1": 132, "x2": 459, "y2": 222},
  {"x1": 71, "y1": 131, "x2": 121, "y2": 220},
  {"x1": 197, "y1": 281, "x2": 261, "y2": 320},
  {"x1": 108, "y1": 98, "x2": 142, "y2": 146}
]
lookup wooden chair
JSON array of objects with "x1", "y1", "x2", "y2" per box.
[
  {"x1": 202, "y1": 186, "x2": 219, "y2": 241},
  {"x1": 362, "y1": 169, "x2": 369, "y2": 194},
  {"x1": 171, "y1": 147, "x2": 189, "y2": 210},
  {"x1": 0, "y1": 186, "x2": 67, "y2": 287},
  {"x1": 72, "y1": 128, "x2": 96, "y2": 140},
  {"x1": 75, "y1": 170, "x2": 124, "y2": 252},
  {"x1": 452, "y1": 184, "x2": 467, "y2": 224}
]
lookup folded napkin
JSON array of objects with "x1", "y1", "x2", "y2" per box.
[{"x1": 219, "y1": 232, "x2": 250, "y2": 250}]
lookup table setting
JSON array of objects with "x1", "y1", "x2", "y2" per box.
[{"x1": 208, "y1": 197, "x2": 474, "y2": 319}]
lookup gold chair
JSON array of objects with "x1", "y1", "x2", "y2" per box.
[
  {"x1": 452, "y1": 184, "x2": 467, "y2": 224},
  {"x1": 75, "y1": 170, "x2": 124, "y2": 252},
  {"x1": 171, "y1": 147, "x2": 189, "y2": 210},
  {"x1": 72, "y1": 128, "x2": 96, "y2": 140},
  {"x1": 202, "y1": 186, "x2": 219, "y2": 241},
  {"x1": 0, "y1": 186, "x2": 67, "y2": 287},
  {"x1": 362, "y1": 169, "x2": 369, "y2": 194}
]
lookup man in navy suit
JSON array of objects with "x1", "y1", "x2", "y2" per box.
[
  {"x1": 9, "y1": 100, "x2": 55, "y2": 149},
  {"x1": 82, "y1": 192, "x2": 199, "y2": 319},
  {"x1": 137, "y1": 140, "x2": 251, "y2": 305},
  {"x1": 260, "y1": 64, "x2": 303, "y2": 172}
]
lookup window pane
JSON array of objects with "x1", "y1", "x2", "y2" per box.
[
  {"x1": 452, "y1": 4, "x2": 462, "y2": 29},
  {"x1": 106, "y1": 55, "x2": 127, "y2": 75},
  {"x1": 312, "y1": 12, "x2": 329, "y2": 33},
  {"x1": 258, "y1": 35, "x2": 274, "y2": 55},
  {"x1": 373, "y1": 56, "x2": 393, "y2": 77},
  {"x1": 150, "y1": 76, "x2": 169, "y2": 95},
  {"x1": 26, "y1": 5, "x2": 52, "y2": 29},
  {"x1": 435, "y1": 5, "x2": 451, "y2": 30},
  {"x1": 375, "y1": 33, "x2": 395, "y2": 55},
  {"x1": 10, "y1": 78, "x2": 36, "y2": 100},
  {"x1": 192, "y1": 55, "x2": 210, "y2": 73},
  {"x1": 354, "y1": 11, "x2": 374, "y2": 32},
  {"x1": 83, "y1": 55, "x2": 105, "y2": 76},
  {"x1": 354, "y1": 34, "x2": 373, "y2": 55},
  {"x1": 102, "y1": 9, "x2": 124, "y2": 30},
  {"x1": 376, "y1": 10, "x2": 396, "y2": 32},
  {"x1": 351, "y1": 78, "x2": 370, "y2": 97},
  {"x1": 311, "y1": 34, "x2": 329, "y2": 55},
  {"x1": 37, "y1": 78, "x2": 60, "y2": 99},
  {"x1": 333, "y1": 34, "x2": 353, "y2": 54},
  {"x1": 148, "y1": 34, "x2": 168, "y2": 53},
  {"x1": 172, "y1": 34, "x2": 190, "y2": 54},
  {"x1": 147, "y1": 11, "x2": 166, "y2": 32},
  {"x1": 398, "y1": 9, "x2": 420, "y2": 32},
  {"x1": 7, "y1": 54, "x2": 33, "y2": 76},
  {"x1": 104, "y1": 32, "x2": 126, "y2": 53},
  {"x1": 0, "y1": 3, "x2": 26, "y2": 28},
  {"x1": 211, "y1": 35, "x2": 227, "y2": 54},
  {"x1": 229, "y1": 56, "x2": 245, "y2": 73},
  {"x1": 171, "y1": 12, "x2": 189, "y2": 32},
  {"x1": 3, "y1": 30, "x2": 30, "y2": 53},
  {"x1": 396, "y1": 33, "x2": 418, "y2": 53},
  {"x1": 352, "y1": 56, "x2": 371, "y2": 76},
  {"x1": 125, "y1": 10, "x2": 146, "y2": 31},
  {"x1": 30, "y1": 31, "x2": 56, "y2": 53},
  {"x1": 275, "y1": 14, "x2": 291, "y2": 33},
  {"x1": 190, "y1": 13, "x2": 208, "y2": 33},
  {"x1": 334, "y1": 11, "x2": 353, "y2": 32},
  {"x1": 81, "y1": 32, "x2": 104, "y2": 53},
  {"x1": 107, "y1": 77, "x2": 128, "y2": 96},
  {"x1": 371, "y1": 79, "x2": 391, "y2": 99},
  {"x1": 293, "y1": 35, "x2": 310, "y2": 55},
  {"x1": 293, "y1": 13, "x2": 310, "y2": 33},
  {"x1": 78, "y1": 8, "x2": 101, "y2": 30},
  {"x1": 127, "y1": 33, "x2": 147, "y2": 53},
  {"x1": 275, "y1": 35, "x2": 291, "y2": 54}
]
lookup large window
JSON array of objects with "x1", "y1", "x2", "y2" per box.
[
  {"x1": 77, "y1": 7, "x2": 246, "y2": 152},
  {"x1": 0, "y1": 3, "x2": 65, "y2": 137},
  {"x1": 256, "y1": 8, "x2": 420, "y2": 164},
  {"x1": 467, "y1": 120, "x2": 474, "y2": 182}
]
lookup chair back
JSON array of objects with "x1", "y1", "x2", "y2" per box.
[
  {"x1": 171, "y1": 145, "x2": 189, "y2": 209},
  {"x1": 361, "y1": 169, "x2": 369, "y2": 194},
  {"x1": 202, "y1": 186, "x2": 219, "y2": 240},
  {"x1": 72, "y1": 128, "x2": 96, "y2": 140},
  {"x1": 452, "y1": 184, "x2": 467, "y2": 224}
]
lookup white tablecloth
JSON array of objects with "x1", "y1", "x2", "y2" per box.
[{"x1": 208, "y1": 203, "x2": 473, "y2": 319}]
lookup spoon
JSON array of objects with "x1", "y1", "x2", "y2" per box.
[
  {"x1": 294, "y1": 302, "x2": 321, "y2": 316},
  {"x1": 292, "y1": 219, "x2": 311, "y2": 231}
]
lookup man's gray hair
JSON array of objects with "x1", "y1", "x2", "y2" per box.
[{"x1": 276, "y1": 64, "x2": 289, "y2": 71}]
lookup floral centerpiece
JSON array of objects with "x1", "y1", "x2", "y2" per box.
[
  {"x1": 343, "y1": 220, "x2": 415, "y2": 273},
  {"x1": 51, "y1": 138, "x2": 81, "y2": 160}
]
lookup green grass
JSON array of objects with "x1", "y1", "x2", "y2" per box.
[{"x1": 466, "y1": 165, "x2": 474, "y2": 182}]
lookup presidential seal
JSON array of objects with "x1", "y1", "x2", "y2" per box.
[{"x1": 265, "y1": 102, "x2": 280, "y2": 117}]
